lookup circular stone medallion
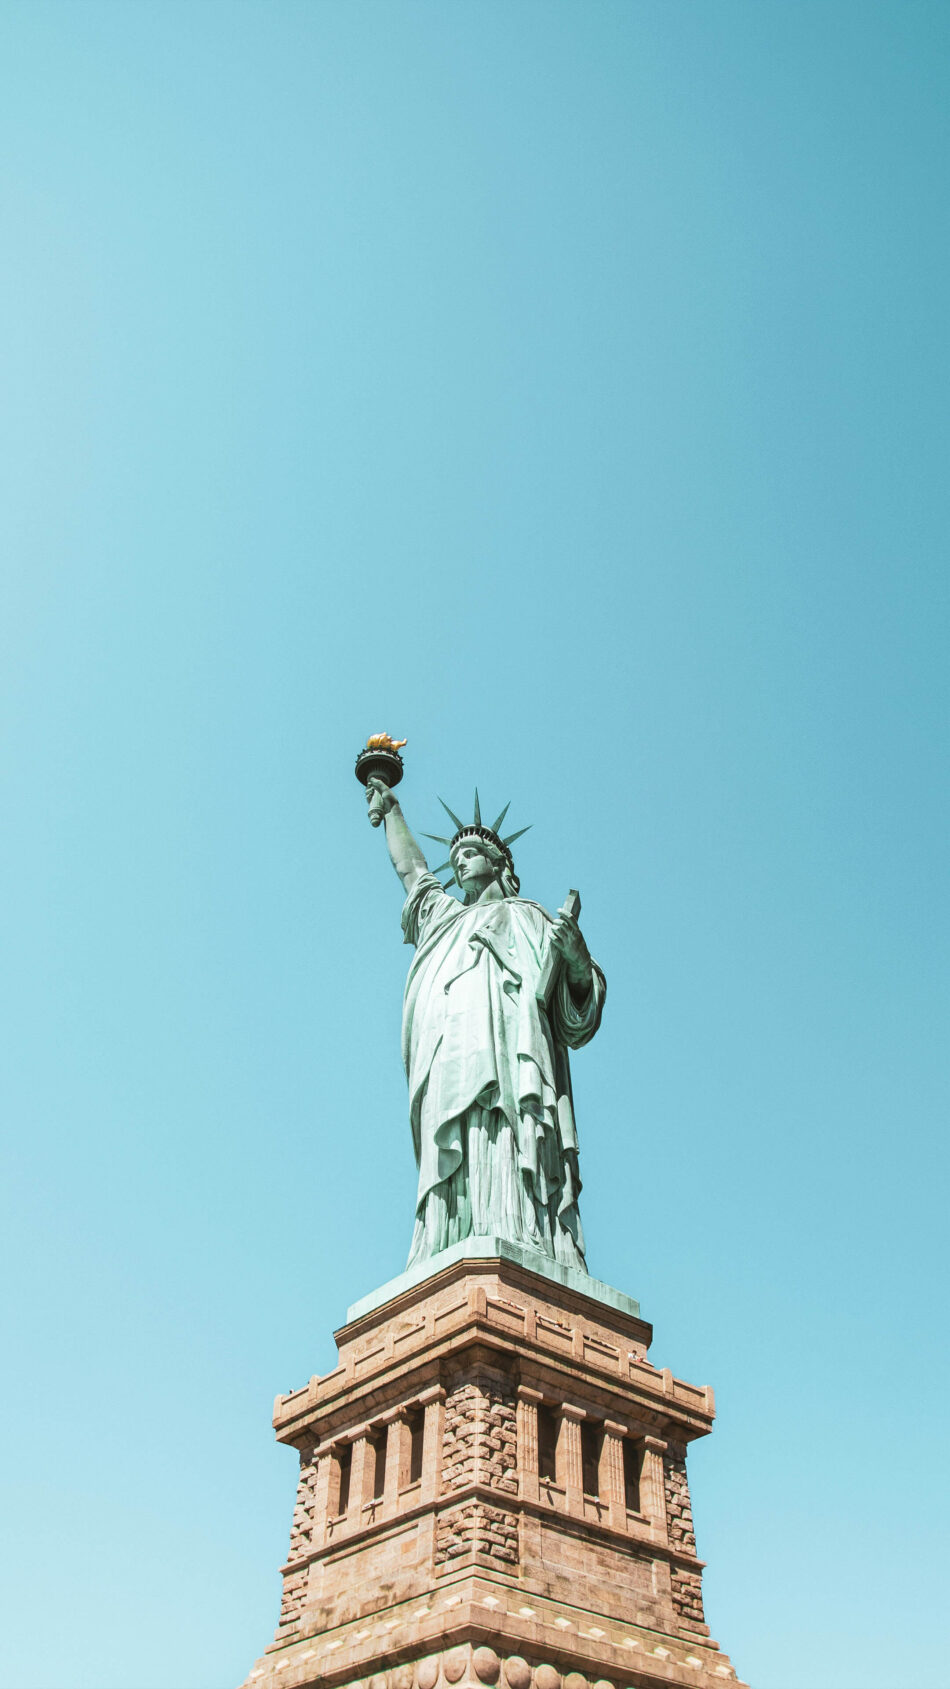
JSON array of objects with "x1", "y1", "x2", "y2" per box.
[
  {"x1": 536, "y1": 1668, "x2": 561, "y2": 1689},
  {"x1": 443, "y1": 1649, "x2": 469, "y2": 1684},
  {"x1": 417, "y1": 1661, "x2": 440, "y2": 1689},
  {"x1": 504, "y1": 1659, "x2": 531, "y2": 1689},
  {"x1": 472, "y1": 1649, "x2": 500, "y2": 1685}
]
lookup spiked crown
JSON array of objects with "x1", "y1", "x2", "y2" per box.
[{"x1": 423, "y1": 790, "x2": 530, "y2": 894}]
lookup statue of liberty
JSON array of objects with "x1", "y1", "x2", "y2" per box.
[{"x1": 360, "y1": 742, "x2": 605, "y2": 1274}]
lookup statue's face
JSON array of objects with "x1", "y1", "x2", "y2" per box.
[{"x1": 452, "y1": 842, "x2": 496, "y2": 893}]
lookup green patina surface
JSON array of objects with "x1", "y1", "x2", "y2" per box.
[{"x1": 363, "y1": 769, "x2": 610, "y2": 1278}]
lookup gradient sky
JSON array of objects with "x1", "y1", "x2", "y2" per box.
[{"x1": 1, "y1": 4, "x2": 948, "y2": 1687}]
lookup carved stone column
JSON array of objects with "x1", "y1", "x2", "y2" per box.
[
  {"x1": 418, "y1": 1385, "x2": 446, "y2": 1504},
  {"x1": 600, "y1": 1418, "x2": 628, "y2": 1530},
  {"x1": 517, "y1": 1386, "x2": 542, "y2": 1504},
  {"x1": 348, "y1": 1430, "x2": 373, "y2": 1523},
  {"x1": 324, "y1": 1440, "x2": 348, "y2": 1524},
  {"x1": 382, "y1": 1409, "x2": 411, "y2": 1511},
  {"x1": 558, "y1": 1403, "x2": 585, "y2": 1510},
  {"x1": 641, "y1": 1434, "x2": 669, "y2": 1543},
  {"x1": 308, "y1": 1444, "x2": 334, "y2": 1550}
]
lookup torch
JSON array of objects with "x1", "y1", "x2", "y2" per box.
[{"x1": 354, "y1": 734, "x2": 407, "y2": 825}]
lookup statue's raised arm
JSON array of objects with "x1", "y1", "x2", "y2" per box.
[
  {"x1": 355, "y1": 737, "x2": 606, "y2": 1277},
  {"x1": 365, "y1": 777, "x2": 429, "y2": 896}
]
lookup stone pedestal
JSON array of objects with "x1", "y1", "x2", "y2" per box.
[{"x1": 239, "y1": 1247, "x2": 747, "y2": 1689}]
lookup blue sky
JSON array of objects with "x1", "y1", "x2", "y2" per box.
[{"x1": 1, "y1": 3, "x2": 947, "y2": 1686}]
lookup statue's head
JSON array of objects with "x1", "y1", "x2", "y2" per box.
[
  {"x1": 450, "y1": 830, "x2": 520, "y2": 902},
  {"x1": 425, "y1": 793, "x2": 529, "y2": 902}
]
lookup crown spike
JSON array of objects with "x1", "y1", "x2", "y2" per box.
[
  {"x1": 430, "y1": 859, "x2": 455, "y2": 877},
  {"x1": 422, "y1": 832, "x2": 453, "y2": 847},
  {"x1": 490, "y1": 801, "x2": 511, "y2": 833},
  {"x1": 502, "y1": 825, "x2": 531, "y2": 847},
  {"x1": 473, "y1": 789, "x2": 481, "y2": 826},
  {"x1": 438, "y1": 797, "x2": 465, "y2": 831}
]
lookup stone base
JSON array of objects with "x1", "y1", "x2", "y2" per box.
[{"x1": 239, "y1": 1252, "x2": 748, "y2": 1689}]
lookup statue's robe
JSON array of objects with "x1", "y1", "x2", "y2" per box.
[{"x1": 401, "y1": 873, "x2": 606, "y2": 1270}]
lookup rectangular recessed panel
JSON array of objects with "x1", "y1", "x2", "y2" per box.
[
  {"x1": 584, "y1": 1336, "x2": 621, "y2": 1364},
  {"x1": 393, "y1": 1320, "x2": 426, "y2": 1348},
  {"x1": 355, "y1": 1344, "x2": 387, "y2": 1373},
  {"x1": 537, "y1": 1315, "x2": 573, "y2": 1348},
  {"x1": 487, "y1": 1297, "x2": 526, "y2": 1333},
  {"x1": 434, "y1": 1299, "x2": 468, "y2": 1330}
]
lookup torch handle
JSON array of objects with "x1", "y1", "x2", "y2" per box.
[{"x1": 366, "y1": 774, "x2": 394, "y2": 827}]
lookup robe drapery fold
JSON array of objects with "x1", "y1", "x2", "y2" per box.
[{"x1": 400, "y1": 873, "x2": 605, "y2": 1271}]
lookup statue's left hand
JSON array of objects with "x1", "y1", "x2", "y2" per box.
[{"x1": 550, "y1": 907, "x2": 593, "y2": 990}]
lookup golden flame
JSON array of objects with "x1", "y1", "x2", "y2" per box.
[{"x1": 365, "y1": 733, "x2": 407, "y2": 752}]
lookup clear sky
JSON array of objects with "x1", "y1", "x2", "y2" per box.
[{"x1": 1, "y1": 4, "x2": 947, "y2": 1687}]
